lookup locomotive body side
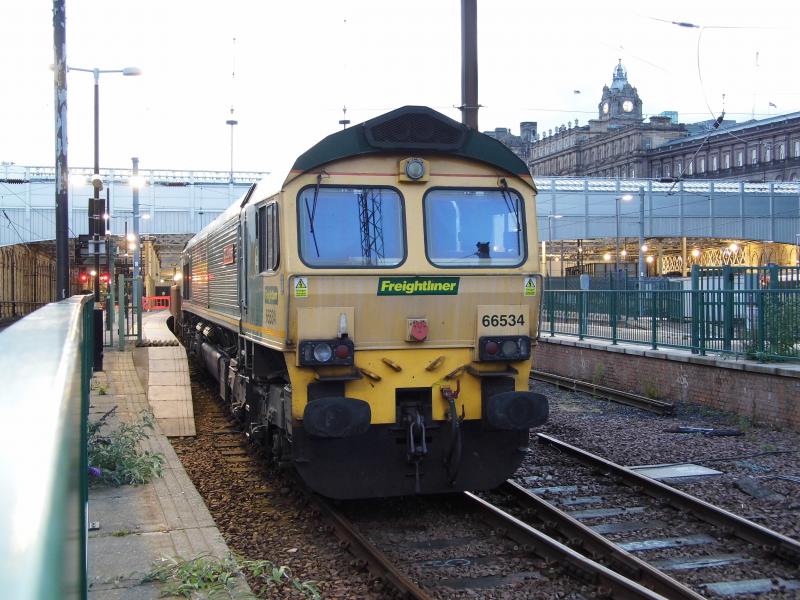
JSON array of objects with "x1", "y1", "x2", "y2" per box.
[{"x1": 176, "y1": 107, "x2": 548, "y2": 498}]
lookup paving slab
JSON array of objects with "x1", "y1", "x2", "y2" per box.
[{"x1": 89, "y1": 345, "x2": 249, "y2": 597}]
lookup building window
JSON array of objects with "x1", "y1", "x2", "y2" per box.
[
  {"x1": 778, "y1": 144, "x2": 785, "y2": 160},
  {"x1": 687, "y1": 159, "x2": 693, "y2": 175},
  {"x1": 750, "y1": 148, "x2": 758, "y2": 165},
  {"x1": 676, "y1": 160, "x2": 683, "y2": 176},
  {"x1": 711, "y1": 155, "x2": 718, "y2": 171},
  {"x1": 735, "y1": 150, "x2": 743, "y2": 167},
  {"x1": 653, "y1": 165, "x2": 660, "y2": 178},
  {"x1": 664, "y1": 164, "x2": 671, "y2": 177},
  {"x1": 699, "y1": 157, "x2": 705, "y2": 173},
  {"x1": 630, "y1": 168, "x2": 635, "y2": 179},
  {"x1": 723, "y1": 152, "x2": 730, "y2": 169},
  {"x1": 794, "y1": 140, "x2": 800, "y2": 157},
  {"x1": 765, "y1": 145, "x2": 772, "y2": 161}
]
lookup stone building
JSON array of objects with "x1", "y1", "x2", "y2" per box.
[
  {"x1": 493, "y1": 60, "x2": 800, "y2": 183},
  {"x1": 527, "y1": 61, "x2": 686, "y2": 178},
  {"x1": 647, "y1": 112, "x2": 800, "y2": 182}
]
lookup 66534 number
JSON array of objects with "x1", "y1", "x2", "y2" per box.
[{"x1": 481, "y1": 314, "x2": 525, "y2": 327}]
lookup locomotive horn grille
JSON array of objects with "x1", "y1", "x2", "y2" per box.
[{"x1": 365, "y1": 108, "x2": 466, "y2": 151}]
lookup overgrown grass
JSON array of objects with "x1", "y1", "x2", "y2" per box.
[
  {"x1": 143, "y1": 554, "x2": 321, "y2": 599},
  {"x1": 88, "y1": 408, "x2": 166, "y2": 486}
]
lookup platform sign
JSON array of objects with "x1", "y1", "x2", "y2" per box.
[{"x1": 294, "y1": 277, "x2": 309, "y2": 298}]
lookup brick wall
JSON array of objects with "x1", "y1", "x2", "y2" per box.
[{"x1": 534, "y1": 337, "x2": 800, "y2": 430}]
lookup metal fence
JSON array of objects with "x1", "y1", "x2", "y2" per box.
[
  {"x1": 540, "y1": 288, "x2": 800, "y2": 361},
  {"x1": 0, "y1": 295, "x2": 93, "y2": 598}
]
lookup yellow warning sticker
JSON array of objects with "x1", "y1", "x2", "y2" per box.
[
  {"x1": 294, "y1": 277, "x2": 308, "y2": 298},
  {"x1": 524, "y1": 277, "x2": 537, "y2": 297}
]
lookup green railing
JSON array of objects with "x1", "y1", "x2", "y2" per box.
[
  {"x1": 541, "y1": 289, "x2": 800, "y2": 362},
  {"x1": 0, "y1": 295, "x2": 94, "y2": 599}
]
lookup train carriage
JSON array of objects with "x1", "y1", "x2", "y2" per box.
[{"x1": 174, "y1": 106, "x2": 548, "y2": 499}]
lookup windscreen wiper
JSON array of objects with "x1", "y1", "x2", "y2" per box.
[
  {"x1": 498, "y1": 178, "x2": 521, "y2": 253},
  {"x1": 304, "y1": 172, "x2": 323, "y2": 257}
]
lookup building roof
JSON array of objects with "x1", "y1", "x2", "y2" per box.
[{"x1": 659, "y1": 111, "x2": 800, "y2": 149}]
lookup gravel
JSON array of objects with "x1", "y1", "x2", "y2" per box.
[{"x1": 524, "y1": 381, "x2": 800, "y2": 541}]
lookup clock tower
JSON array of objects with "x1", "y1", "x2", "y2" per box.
[{"x1": 598, "y1": 60, "x2": 642, "y2": 124}]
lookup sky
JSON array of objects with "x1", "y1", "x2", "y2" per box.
[{"x1": 2, "y1": 1, "x2": 798, "y2": 177}]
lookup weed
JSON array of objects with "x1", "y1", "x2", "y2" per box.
[
  {"x1": 591, "y1": 362, "x2": 605, "y2": 385},
  {"x1": 143, "y1": 554, "x2": 321, "y2": 599},
  {"x1": 111, "y1": 529, "x2": 132, "y2": 537},
  {"x1": 91, "y1": 380, "x2": 109, "y2": 395},
  {"x1": 644, "y1": 382, "x2": 660, "y2": 400},
  {"x1": 88, "y1": 407, "x2": 165, "y2": 486}
]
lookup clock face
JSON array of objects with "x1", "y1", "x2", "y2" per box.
[
  {"x1": 602, "y1": 102, "x2": 609, "y2": 114},
  {"x1": 623, "y1": 100, "x2": 634, "y2": 113}
]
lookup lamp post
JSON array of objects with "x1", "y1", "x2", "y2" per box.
[
  {"x1": 615, "y1": 194, "x2": 633, "y2": 277},
  {"x1": 546, "y1": 215, "x2": 563, "y2": 278},
  {"x1": 69, "y1": 65, "x2": 141, "y2": 301},
  {"x1": 226, "y1": 117, "x2": 238, "y2": 184}
]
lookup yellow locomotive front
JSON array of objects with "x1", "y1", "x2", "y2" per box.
[{"x1": 273, "y1": 107, "x2": 548, "y2": 498}]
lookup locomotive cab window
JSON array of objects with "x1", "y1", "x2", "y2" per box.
[
  {"x1": 257, "y1": 202, "x2": 279, "y2": 272},
  {"x1": 297, "y1": 186, "x2": 405, "y2": 268},
  {"x1": 423, "y1": 188, "x2": 526, "y2": 267}
]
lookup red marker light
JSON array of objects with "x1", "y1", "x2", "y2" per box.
[
  {"x1": 335, "y1": 344, "x2": 351, "y2": 359},
  {"x1": 485, "y1": 340, "x2": 499, "y2": 355}
]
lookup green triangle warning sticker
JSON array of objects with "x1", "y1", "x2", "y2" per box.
[
  {"x1": 294, "y1": 277, "x2": 308, "y2": 298},
  {"x1": 524, "y1": 277, "x2": 537, "y2": 297}
]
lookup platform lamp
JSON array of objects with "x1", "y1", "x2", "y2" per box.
[
  {"x1": 68, "y1": 65, "x2": 142, "y2": 301},
  {"x1": 615, "y1": 194, "x2": 634, "y2": 278}
]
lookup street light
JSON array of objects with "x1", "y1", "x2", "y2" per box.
[
  {"x1": 68, "y1": 65, "x2": 141, "y2": 301},
  {"x1": 226, "y1": 116, "x2": 238, "y2": 184},
  {"x1": 615, "y1": 194, "x2": 633, "y2": 276},
  {"x1": 546, "y1": 215, "x2": 562, "y2": 278}
]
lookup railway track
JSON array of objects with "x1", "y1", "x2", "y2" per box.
[
  {"x1": 182, "y1": 364, "x2": 800, "y2": 598},
  {"x1": 530, "y1": 370, "x2": 675, "y2": 415},
  {"x1": 322, "y1": 488, "x2": 670, "y2": 599},
  {"x1": 494, "y1": 434, "x2": 800, "y2": 598}
]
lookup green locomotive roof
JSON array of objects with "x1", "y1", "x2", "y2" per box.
[{"x1": 289, "y1": 106, "x2": 532, "y2": 182}]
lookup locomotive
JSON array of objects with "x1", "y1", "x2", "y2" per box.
[{"x1": 173, "y1": 106, "x2": 548, "y2": 499}]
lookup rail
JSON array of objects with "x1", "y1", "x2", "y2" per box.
[
  {"x1": 540, "y1": 288, "x2": 800, "y2": 362},
  {"x1": 0, "y1": 295, "x2": 94, "y2": 599}
]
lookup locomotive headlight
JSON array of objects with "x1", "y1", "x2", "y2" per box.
[
  {"x1": 399, "y1": 157, "x2": 429, "y2": 182},
  {"x1": 313, "y1": 342, "x2": 333, "y2": 363},
  {"x1": 479, "y1": 336, "x2": 531, "y2": 361},
  {"x1": 299, "y1": 338, "x2": 355, "y2": 367},
  {"x1": 501, "y1": 339, "x2": 519, "y2": 356},
  {"x1": 405, "y1": 158, "x2": 425, "y2": 180}
]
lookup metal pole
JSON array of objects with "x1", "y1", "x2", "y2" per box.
[
  {"x1": 615, "y1": 196, "x2": 620, "y2": 275},
  {"x1": 92, "y1": 70, "x2": 101, "y2": 302},
  {"x1": 226, "y1": 119, "x2": 238, "y2": 184},
  {"x1": 460, "y1": 0, "x2": 478, "y2": 129},
  {"x1": 638, "y1": 188, "x2": 645, "y2": 282},
  {"x1": 132, "y1": 157, "x2": 142, "y2": 342},
  {"x1": 53, "y1": 0, "x2": 69, "y2": 300},
  {"x1": 547, "y1": 217, "x2": 552, "y2": 278}
]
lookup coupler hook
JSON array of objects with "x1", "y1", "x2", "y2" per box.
[{"x1": 407, "y1": 412, "x2": 428, "y2": 494}]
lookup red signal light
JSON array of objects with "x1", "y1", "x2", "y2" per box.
[
  {"x1": 485, "y1": 340, "x2": 499, "y2": 356},
  {"x1": 79, "y1": 273, "x2": 88, "y2": 282},
  {"x1": 334, "y1": 344, "x2": 351, "y2": 360}
]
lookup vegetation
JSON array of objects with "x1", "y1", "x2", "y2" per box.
[
  {"x1": 745, "y1": 294, "x2": 800, "y2": 361},
  {"x1": 88, "y1": 408, "x2": 165, "y2": 486},
  {"x1": 143, "y1": 554, "x2": 321, "y2": 599}
]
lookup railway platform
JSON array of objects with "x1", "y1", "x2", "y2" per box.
[{"x1": 87, "y1": 315, "x2": 247, "y2": 598}]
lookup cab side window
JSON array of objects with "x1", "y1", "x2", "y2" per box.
[{"x1": 258, "y1": 203, "x2": 280, "y2": 272}]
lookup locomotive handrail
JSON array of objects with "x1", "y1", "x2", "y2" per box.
[{"x1": 0, "y1": 295, "x2": 94, "y2": 599}]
